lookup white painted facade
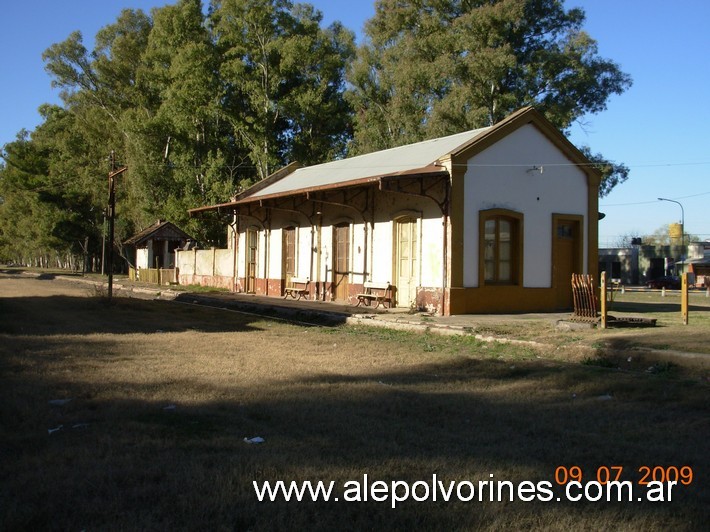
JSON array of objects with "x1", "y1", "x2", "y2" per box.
[{"x1": 463, "y1": 124, "x2": 589, "y2": 287}]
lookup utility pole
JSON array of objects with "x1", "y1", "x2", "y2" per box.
[{"x1": 107, "y1": 151, "x2": 127, "y2": 301}]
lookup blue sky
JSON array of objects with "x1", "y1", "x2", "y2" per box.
[{"x1": 1, "y1": 1, "x2": 708, "y2": 245}]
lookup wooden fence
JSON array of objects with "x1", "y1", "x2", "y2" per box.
[{"x1": 128, "y1": 267, "x2": 176, "y2": 285}]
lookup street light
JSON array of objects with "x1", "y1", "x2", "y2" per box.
[{"x1": 658, "y1": 197, "x2": 685, "y2": 272}]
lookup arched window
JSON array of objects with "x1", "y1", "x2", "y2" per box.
[{"x1": 480, "y1": 210, "x2": 523, "y2": 285}]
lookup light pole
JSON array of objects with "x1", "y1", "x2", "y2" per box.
[{"x1": 658, "y1": 197, "x2": 685, "y2": 272}]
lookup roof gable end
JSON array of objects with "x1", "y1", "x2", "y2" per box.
[
  {"x1": 451, "y1": 107, "x2": 602, "y2": 184},
  {"x1": 124, "y1": 221, "x2": 194, "y2": 246}
]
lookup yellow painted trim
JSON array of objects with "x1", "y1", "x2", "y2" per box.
[
  {"x1": 478, "y1": 209, "x2": 524, "y2": 287},
  {"x1": 459, "y1": 285, "x2": 560, "y2": 314},
  {"x1": 448, "y1": 160, "x2": 465, "y2": 288}
]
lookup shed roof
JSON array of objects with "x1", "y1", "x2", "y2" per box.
[{"x1": 124, "y1": 220, "x2": 194, "y2": 246}]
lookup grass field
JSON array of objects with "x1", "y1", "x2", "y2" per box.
[{"x1": 0, "y1": 274, "x2": 708, "y2": 530}]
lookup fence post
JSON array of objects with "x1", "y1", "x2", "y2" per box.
[
  {"x1": 681, "y1": 273, "x2": 689, "y2": 325},
  {"x1": 600, "y1": 271, "x2": 607, "y2": 329}
]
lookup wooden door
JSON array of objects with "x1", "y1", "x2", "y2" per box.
[
  {"x1": 246, "y1": 229, "x2": 258, "y2": 293},
  {"x1": 282, "y1": 227, "x2": 296, "y2": 291},
  {"x1": 333, "y1": 224, "x2": 350, "y2": 301},
  {"x1": 396, "y1": 218, "x2": 418, "y2": 307},
  {"x1": 554, "y1": 219, "x2": 581, "y2": 309}
]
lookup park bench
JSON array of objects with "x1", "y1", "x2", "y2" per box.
[
  {"x1": 356, "y1": 281, "x2": 393, "y2": 309},
  {"x1": 283, "y1": 277, "x2": 310, "y2": 300}
]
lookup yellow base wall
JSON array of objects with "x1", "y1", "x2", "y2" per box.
[{"x1": 446, "y1": 286, "x2": 565, "y2": 315}]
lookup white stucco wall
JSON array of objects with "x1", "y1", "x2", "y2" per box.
[
  {"x1": 353, "y1": 223, "x2": 367, "y2": 286},
  {"x1": 213, "y1": 249, "x2": 234, "y2": 277},
  {"x1": 195, "y1": 248, "x2": 215, "y2": 274},
  {"x1": 370, "y1": 193, "x2": 445, "y2": 290},
  {"x1": 463, "y1": 123, "x2": 589, "y2": 288},
  {"x1": 420, "y1": 215, "x2": 443, "y2": 287},
  {"x1": 319, "y1": 224, "x2": 332, "y2": 284},
  {"x1": 370, "y1": 219, "x2": 394, "y2": 283},
  {"x1": 297, "y1": 225, "x2": 311, "y2": 279},
  {"x1": 265, "y1": 228, "x2": 278, "y2": 279}
]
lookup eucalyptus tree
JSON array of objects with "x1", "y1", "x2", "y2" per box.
[
  {"x1": 348, "y1": 0, "x2": 632, "y2": 195},
  {"x1": 41, "y1": 8, "x2": 154, "y2": 247},
  {"x1": 130, "y1": 0, "x2": 234, "y2": 239},
  {"x1": 0, "y1": 106, "x2": 102, "y2": 267},
  {"x1": 210, "y1": 0, "x2": 355, "y2": 180},
  {"x1": 4, "y1": 0, "x2": 358, "y2": 264}
]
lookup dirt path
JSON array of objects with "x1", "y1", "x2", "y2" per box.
[{"x1": 0, "y1": 272, "x2": 94, "y2": 298}]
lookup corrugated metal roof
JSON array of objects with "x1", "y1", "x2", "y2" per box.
[{"x1": 249, "y1": 127, "x2": 491, "y2": 198}]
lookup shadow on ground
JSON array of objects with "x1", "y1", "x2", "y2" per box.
[
  {"x1": 0, "y1": 325, "x2": 707, "y2": 530},
  {"x1": 0, "y1": 295, "x2": 268, "y2": 335}
]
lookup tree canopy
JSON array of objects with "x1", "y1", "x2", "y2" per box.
[
  {"x1": 347, "y1": 0, "x2": 631, "y2": 192},
  {"x1": 0, "y1": 0, "x2": 631, "y2": 269},
  {"x1": 0, "y1": 0, "x2": 354, "y2": 267}
]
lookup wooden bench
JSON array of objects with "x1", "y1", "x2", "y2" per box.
[
  {"x1": 284, "y1": 277, "x2": 310, "y2": 300},
  {"x1": 356, "y1": 281, "x2": 392, "y2": 309}
]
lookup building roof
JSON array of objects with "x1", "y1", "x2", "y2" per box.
[
  {"x1": 124, "y1": 220, "x2": 194, "y2": 246},
  {"x1": 249, "y1": 126, "x2": 490, "y2": 200},
  {"x1": 189, "y1": 106, "x2": 599, "y2": 215}
]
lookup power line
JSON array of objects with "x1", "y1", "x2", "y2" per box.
[{"x1": 601, "y1": 191, "x2": 710, "y2": 207}]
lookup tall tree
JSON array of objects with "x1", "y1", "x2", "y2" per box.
[
  {"x1": 129, "y1": 0, "x2": 233, "y2": 239},
  {"x1": 3, "y1": 0, "x2": 357, "y2": 266},
  {"x1": 0, "y1": 107, "x2": 103, "y2": 267},
  {"x1": 43, "y1": 9, "x2": 153, "y2": 128},
  {"x1": 348, "y1": 0, "x2": 632, "y2": 195},
  {"x1": 211, "y1": 0, "x2": 355, "y2": 180},
  {"x1": 42, "y1": 9, "x2": 154, "y2": 246}
]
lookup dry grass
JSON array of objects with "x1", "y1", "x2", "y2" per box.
[
  {"x1": 0, "y1": 275, "x2": 708, "y2": 531},
  {"x1": 466, "y1": 291, "x2": 710, "y2": 361}
]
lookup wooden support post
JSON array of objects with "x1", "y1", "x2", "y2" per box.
[
  {"x1": 600, "y1": 271, "x2": 607, "y2": 329},
  {"x1": 681, "y1": 273, "x2": 689, "y2": 325},
  {"x1": 106, "y1": 152, "x2": 127, "y2": 302}
]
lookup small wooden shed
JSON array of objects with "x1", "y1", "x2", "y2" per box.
[{"x1": 124, "y1": 220, "x2": 194, "y2": 282}]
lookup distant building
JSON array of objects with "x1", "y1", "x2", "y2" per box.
[
  {"x1": 599, "y1": 240, "x2": 709, "y2": 286},
  {"x1": 686, "y1": 241, "x2": 710, "y2": 287}
]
